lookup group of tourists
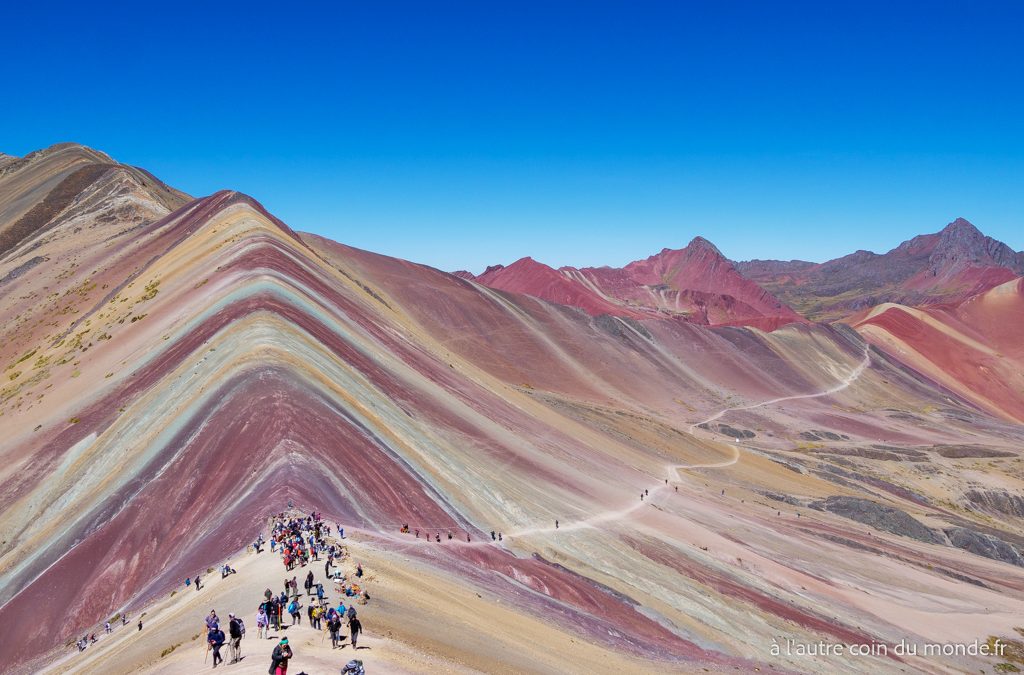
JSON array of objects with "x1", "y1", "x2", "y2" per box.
[
  {"x1": 253, "y1": 510, "x2": 369, "y2": 673},
  {"x1": 71, "y1": 508, "x2": 368, "y2": 674},
  {"x1": 74, "y1": 614, "x2": 128, "y2": 652}
]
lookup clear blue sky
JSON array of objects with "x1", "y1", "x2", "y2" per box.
[{"x1": 3, "y1": 2, "x2": 1023, "y2": 273}]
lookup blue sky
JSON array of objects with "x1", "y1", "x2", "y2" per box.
[{"x1": 3, "y1": 2, "x2": 1023, "y2": 272}]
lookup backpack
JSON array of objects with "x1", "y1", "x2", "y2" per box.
[
  {"x1": 237, "y1": 618, "x2": 246, "y2": 636},
  {"x1": 342, "y1": 659, "x2": 365, "y2": 675}
]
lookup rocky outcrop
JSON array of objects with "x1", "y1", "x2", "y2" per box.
[
  {"x1": 963, "y1": 490, "x2": 1024, "y2": 518},
  {"x1": 811, "y1": 496, "x2": 943, "y2": 544},
  {"x1": 944, "y1": 528, "x2": 1024, "y2": 567}
]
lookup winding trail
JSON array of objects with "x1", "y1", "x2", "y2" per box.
[
  {"x1": 381, "y1": 345, "x2": 871, "y2": 544},
  {"x1": 506, "y1": 345, "x2": 872, "y2": 539}
]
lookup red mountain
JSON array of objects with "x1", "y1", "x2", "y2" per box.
[
  {"x1": 472, "y1": 237, "x2": 804, "y2": 330},
  {"x1": 736, "y1": 218, "x2": 1024, "y2": 321}
]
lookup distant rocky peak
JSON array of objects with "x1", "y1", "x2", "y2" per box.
[
  {"x1": 481, "y1": 263, "x2": 506, "y2": 275},
  {"x1": 686, "y1": 236, "x2": 724, "y2": 257},
  {"x1": 929, "y1": 218, "x2": 1024, "y2": 273}
]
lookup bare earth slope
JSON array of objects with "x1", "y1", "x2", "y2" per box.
[{"x1": 1, "y1": 146, "x2": 1023, "y2": 674}]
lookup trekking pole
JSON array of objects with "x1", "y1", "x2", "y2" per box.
[{"x1": 204, "y1": 641, "x2": 210, "y2": 663}]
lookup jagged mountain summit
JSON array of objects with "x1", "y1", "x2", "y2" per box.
[
  {"x1": 1, "y1": 144, "x2": 1023, "y2": 674},
  {"x1": 735, "y1": 218, "x2": 1024, "y2": 321}
]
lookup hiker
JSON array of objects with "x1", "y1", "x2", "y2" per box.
[
  {"x1": 435, "y1": 533, "x2": 441, "y2": 542},
  {"x1": 288, "y1": 598, "x2": 301, "y2": 625},
  {"x1": 194, "y1": 575, "x2": 202, "y2": 591},
  {"x1": 186, "y1": 577, "x2": 191, "y2": 588},
  {"x1": 490, "y1": 530, "x2": 495, "y2": 541},
  {"x1": 304, "y1": 570, "x2": 314, "y2": 595},
  {"x1": 415, "y1": 529, "x2": 419, "y2": 538},
  {"x1": 466, "y1": 534, "x2": 471, "y2": 542},
  {"x1": 347, "y1": 605, "x2": 357, "y2": 621},
  {"x1": 356, "y1": 564, "x2": 363, "y2": 578},
  {"x1": 645, "y1": 489, "x2": 649, "y2": 496},
  {"x1": 348, "y1": 615, "x2": 362, "y2": 649},
  {"x1": 675, "y1": 486, "x2": 678, "y2": 492},
  {"x1": 555, "y1": 520, "x2": 559, "y2": 529},
  {"x1": 256, "y1": 606, "x2": 269, "y2": 639},
  {"x1": 498, "y1": 532, "x2": 502, "y2": 541},
  {"x1": 307, "y1": 601, "x2": 315, "y2": 625},
  {"x1": 640, "y1": 493, "x2": 644, "y2": 501},
  {"x1": 447, "y1": 531, "x2": 453, "y2": 540},
  {"x1": 122, "y1": 615, "x2": 128, "y2": 626},
  {"x1": 208, "y1": 624, "x2": 226, "y2": 667},
  {"x1": 316, "y1": 583, "x2": 325, "y2": 602},
  {"x1": 270, "y1": 638, "x2": 292, "y2": 674},
  {"x1": 138, "y1": 620, "x2": 143, "y2": 631},
  {"x1": 328, "y1": 613, "x2": 342, "y2": 648},
  {"x1": 105, "y1": 621, "x2": 111, "y2": 634},
  {"x1": 206, "y1": 610, "x2": 220, "y2": 631},
  {"x1": 228, "y1": 613, "x2": 243, "y2": 663}
]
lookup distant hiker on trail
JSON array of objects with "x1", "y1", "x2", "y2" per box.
[
  {"x1": 645, "y1": 489, "x2": 649, "y2": 496},
  {"x1": 288, "y1": 598, "x2": 301, "y2": 625},
  {"x1": 328, "y1": 613, "x2": 342, "y2": 648},
  {"x1": 490, "y1": 530, "x2": 496, "y2": 541},
  {"x1": 105, "y1": 621, "x2": 111, "y2": 634},
  {"x1": 356, "y1": 564, "x2": 363, "y2": 578},
  {"x1": 317, "y1": 583, "x2": 325, "y2": 602},
  {"x1": 348, "y1": 616, "x2": 362, "y2": 649},
  {"x1": 228, "y1": 613, "x2": 243, "y2": 663},
  {"x1": 498, "y1": 532, "x2": 502, "y2": 541},
  {"x1": 305, "y1": 570, "x2": 314, "y2": 595},
  {"x1": 270, "y1": 638, "x2": 292, "y2": 675},
  {"x1": 555, "y1": 520, "x2": 559, "y2": 529},
  {"x1": 137, "y1": 620, "x2": 143, "y2": 631},
  {"x1": 186, "y1": 577, "x2": 191, "y2": 588},
  {"x1": 122, "y1": 615, "x2": 128, "y2": 626},
  {"x1": 207, "y1": 625, "x2": 225, "y2": 667},
  {"x1": 466, "y1": 534, "x2": 471, "y2": 542},
  {"x1": 194, "y1": 575, "x2": 202, "y2": 591},
  {"x1": 640, "y1": 493, "x2": 644, "y2": 501}
]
